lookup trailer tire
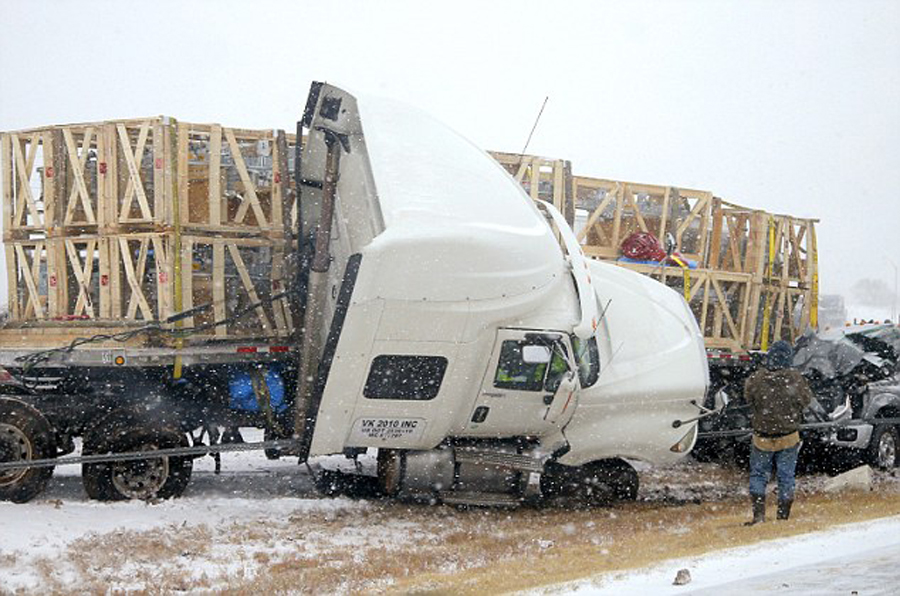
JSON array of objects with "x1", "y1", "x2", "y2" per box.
[
  {"x1": 0, "y1": 397, "x2": 56, "y2": 503},
  {"x1": 82, "y1": 415, "x2": 192, "y2": 501},
  {"x1": 867, "y1": 425, "x2": 899, "y2": 470}
]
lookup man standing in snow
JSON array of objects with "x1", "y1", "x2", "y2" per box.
[{"x1": 743, "y1": 340, "x2": 813, "y2": 525}]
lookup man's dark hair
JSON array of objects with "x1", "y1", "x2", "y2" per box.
[{"x1": 766, "y1": 340, "x2": 793, "y2": 370}]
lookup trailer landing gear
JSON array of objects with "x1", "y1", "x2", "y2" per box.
[
  {"x1": 82, "y1": 410, "x2": 193, "y2": 501},
  {"x1": 0, "y1": 397, "x2": 56, "y2": 503}
]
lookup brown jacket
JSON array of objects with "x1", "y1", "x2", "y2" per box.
[{"x1": 744, "y1": 368, "x2": 813, "y2": 440}]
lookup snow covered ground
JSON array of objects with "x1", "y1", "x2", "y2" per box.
[
  {"x1": 0, "y1": 430, "x2": 370, "y2": 592},
  {"x1": 3, "y1": 432, "x2": 900, "y2": 594},
  {"x1": 558, "y1": 516, "x2": 900, "y2": 595}
]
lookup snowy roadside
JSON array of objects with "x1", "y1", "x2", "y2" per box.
[
  {"x1": 2, "y1": 439, "x2": 900, "y2": 594},
  {"x1": 551, "y1": 516, "x2": 900, "y2": 595},
  {"x1": 0, "y1": 430, "x2": 372, "y2": 592}
]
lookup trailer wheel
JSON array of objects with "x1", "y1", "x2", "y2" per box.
[
  {"x1": 82, "y1": 418, "x2": 192, "y2": 501},
  {"x1": 541, "y1": 458, "x2": 639, "y2": 506},
  {"x1": 0, "y1": 397, "x2": 56, "y2": 503},
  {"x1": 867, "y1": 425, "x2": 899, "y2": 470}
]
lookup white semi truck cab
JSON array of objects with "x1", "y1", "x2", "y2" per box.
[{"x1": 293, "y1": 83, "x2": 709, "y2": 505}]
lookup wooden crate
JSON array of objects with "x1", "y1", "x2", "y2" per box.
[
  {"x1": 2, "y1": 231, "x2": 292, "y2": 340},
  {"x1": 1, "y1": 117, "x2": 299, "y2": 342},
  {"x1": 4, "y1": 237, "x2": 52, "y2": 321},
  {"x1": 574, "y1": 177, "x2": 713, "y2": 265},
  {"x1": 490, "y1": 151, "x2": 574, "y2": 224},
  {"x1": 615, "y1": 262, "x2": 754, "y2": 352},
  {"x1": 491, "y1": 151, "x2": 820, "y2": 352},
  {"x1": 1, "y1": 117, "x2": 297, "y2": 239},
  {"x1": 179, "y1": 122, "x2": 296, "y2": 237}
]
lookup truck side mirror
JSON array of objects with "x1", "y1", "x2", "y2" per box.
[{"x1": 522, "y1": 345, "x2": 552, "y2": 364}]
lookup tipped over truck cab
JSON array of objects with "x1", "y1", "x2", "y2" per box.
[{"x1": 296, "y1": 83, "x2": 708, "y2": 505}]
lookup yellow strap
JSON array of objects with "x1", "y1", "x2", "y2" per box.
[
  {"x1": 809, "y1": 225, "x2": 819, "y2": 330},
  {"x1": 669, "y1": 255, "x2": 691, "y2": 302},
  {"x1": 171, "y1": 118, "x2": 184, "y2": 379},
  {"x1": 760, "y1": 215, "x2": 776, "y2": 351}
]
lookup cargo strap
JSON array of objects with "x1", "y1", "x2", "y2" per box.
[{"x1": 251, "y1": 367, "x2": 282, "y2": 437}]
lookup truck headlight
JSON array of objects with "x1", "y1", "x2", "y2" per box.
[
  {"x1": 829, "y1": 397, "x2": 852, "y2": 421},
  {"x1": 670, "y1": 424, "x2": 698, "y2": 453}
]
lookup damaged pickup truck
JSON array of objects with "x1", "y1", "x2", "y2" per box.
[{"x1": 695, "y1": 324, "x2": 900, "y2": 471}]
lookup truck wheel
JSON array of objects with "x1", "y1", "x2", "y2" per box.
[
  {"x1": 0, "y1": 397, "x2": 56, "y2": 503},
  {"x1": 867, "y1": 425, "x2": 899, "y2": 470},
  {"x1": 83, "y1": 419, "x2": 192, "y2": 501},
  {"x1": 541, "y1": 458, "x2": 639, "y2": 506}
]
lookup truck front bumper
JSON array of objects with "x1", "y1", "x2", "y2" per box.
[{"x1": 819, "y1": 424, "x2": 874, "y2": 450}]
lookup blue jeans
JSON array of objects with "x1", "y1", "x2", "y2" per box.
[{"x1": 749, "y1": 443, "x2": 800, "y2": 502}]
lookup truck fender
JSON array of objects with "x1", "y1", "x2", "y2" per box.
[{"x1": 862, "y1": 392, "x2": 900, "y2": 422}]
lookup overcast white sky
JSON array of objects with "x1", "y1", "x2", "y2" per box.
[{"x1": 1, "y1": 0, "x2": 898, "y2": 311}]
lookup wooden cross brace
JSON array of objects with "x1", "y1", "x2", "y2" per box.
[
  {"x1": 14, "y1": 243, "x2": 45, "y2": 319},
  {"x1": 118, "y1": 237, "x2": 154, "y2": 320},
  {"x1": 117, "y1": 122, "x2": 154, "y2": 222},
  {"x1": 64, "y1": 239, "x2": 97, "y2": 317},
  {"x1": 11, "y1": 132, "x2": 42, "y2": 228},
  {"x1": 62, "y1": 128, "x2": 98, "y2": 225}
]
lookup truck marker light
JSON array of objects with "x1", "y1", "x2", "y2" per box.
[
  {"x1": 114, "y1": 356, "x2": 126, "y2": 366},
  {"x1": 237, "y1": 347, "x2": 258, "y2": 354},
  {"x1": 670, "y1": 424, "x2": 698, "y2": 453},
  {"x1": 560, "y1": 389, "x2": 575, "y2": 414}
]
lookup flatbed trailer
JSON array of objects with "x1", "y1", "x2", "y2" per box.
[{"x1": 0, "y1": 335, "x2": 299, "y2": 502}]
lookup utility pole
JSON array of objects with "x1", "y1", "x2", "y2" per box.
[{"x1": 888, "y1": 259, "x2": 898, "y2": 323}]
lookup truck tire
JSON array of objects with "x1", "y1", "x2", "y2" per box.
[
  {"x1": 867, "y1": 425, "x2": 899, "y2": 470},
  {"x1": 541, "y1": 458, "x2": 639, "y2": 506},
  {"x1": 82, "y1": 413, "x2": 192, "y2": 501},
  {"x1": 0, "y1": 397, "x2": 56, "y2": 503},
  {"x1": 598, "y1": 458, "x2": 640, "y2": 501}
]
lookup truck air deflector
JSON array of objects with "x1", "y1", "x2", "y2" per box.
[{"x1": 536, "y1": 200, "x2": 599, "y2": 339}]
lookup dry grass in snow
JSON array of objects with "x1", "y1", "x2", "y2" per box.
[{"x1": 5, "y1": 461, "x2": 900, "y2": 595}]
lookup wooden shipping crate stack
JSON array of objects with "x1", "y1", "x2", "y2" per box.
[
  {"x1": 0, "y1": 117, "x2": 298, "y2": 348},
  {"x1": 491, "y1": 151, "x2": 819, "y2": 353}
]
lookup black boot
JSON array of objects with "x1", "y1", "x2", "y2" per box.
[
  {"x1": 744, "y1": 494, "x2": 766, "y2": 526},
  {"x1": 777, "y1": 499, "x2": 793, "y2": 520}
]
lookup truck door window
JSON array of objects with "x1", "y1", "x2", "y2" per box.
[
  {"x1": 543, "y1": 345, "x2": 571, "y2": 393},
  {"x1": 494, "y1": 341, "x2": 547, "y2": 391},
  {"x1": 494, "y1": 339, "x2": 569, "y2": 392},
  {"x1": 572, "y1": 335, "x2": 600, "y2": 388}
]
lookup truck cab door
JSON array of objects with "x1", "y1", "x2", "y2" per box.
[{"x1": 466, "y1": 329, "x2": 578, "y2": 437}]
